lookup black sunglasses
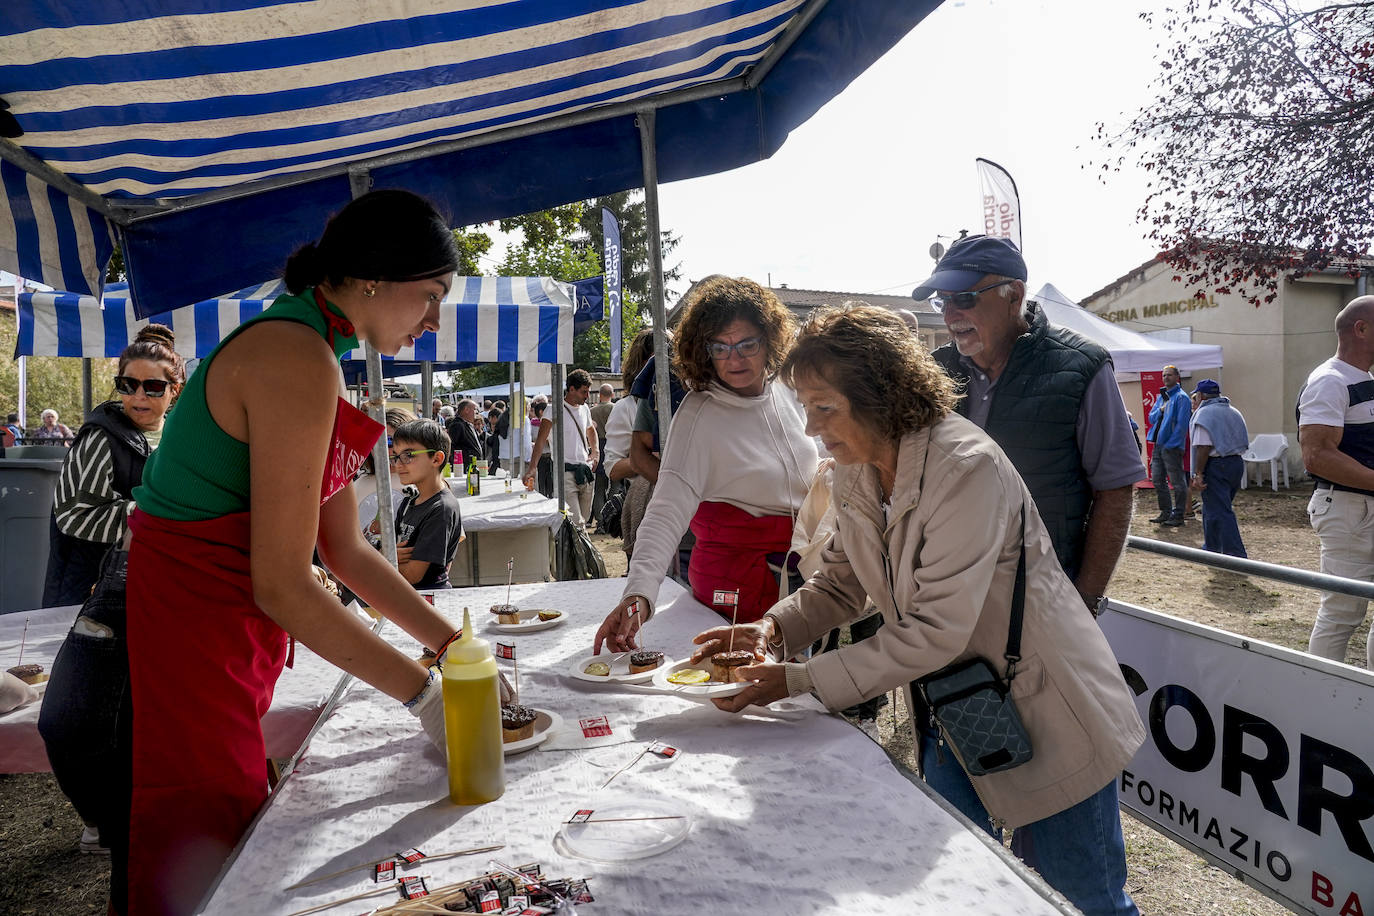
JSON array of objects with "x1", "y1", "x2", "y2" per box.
[
  {"x1": 114, "y1": 376, "x2": 171, "y2": 397},
  {"x1": 930, "y1": 279, "x2": 1018, "y2": 313}
]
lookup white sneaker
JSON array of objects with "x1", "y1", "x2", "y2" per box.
[{"x1": 79, "y1": 825, "x2": 109, "y2": 855}]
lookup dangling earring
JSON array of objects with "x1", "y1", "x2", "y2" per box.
[{"x1": 364, "y1": 286, "x2": 376, "y2": 298}]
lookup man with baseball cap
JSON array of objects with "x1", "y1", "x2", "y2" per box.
[
  {"x1": 1187, "y1": 379, "x2": 1249, "y2": 556},
  {"x1": 914, "y1": 234, "x2": 1144, "y2": 613}
]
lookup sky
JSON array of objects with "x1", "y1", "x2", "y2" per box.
[{"x1": 651, "y1": 0, "x2": 1170, "y2": 306}]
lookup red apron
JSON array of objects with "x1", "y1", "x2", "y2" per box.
[
  {"x1": 687, "y1": 500, "x2": 795, "y2": 623},
  {"x1": 124, "y1": 395, "x2": 381, "y2": 915}
]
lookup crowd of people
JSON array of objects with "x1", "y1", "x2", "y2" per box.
[{"x1": 18, "y1": 189, "x2": 1374, "y2": 916}]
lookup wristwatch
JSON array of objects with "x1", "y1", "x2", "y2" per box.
[{"x1": 1084, "y1": 594, "x2": 1106, "y2": 617}]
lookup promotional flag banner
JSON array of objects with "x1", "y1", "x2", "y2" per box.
[
  {"x1": 976, "y1": 158, "x2": 1022, "y2": 252},
  {"x1": 602, "y1": 207, "x2": 623, "y2": 374},
  {"x1": 495, "y1": 643, "x2": 516, "y2": 661},
  {"x1": 712, "y1": 589, "x2": 739, "y2": 607}
]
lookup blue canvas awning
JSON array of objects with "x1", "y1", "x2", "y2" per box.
[
  {"x1": 17, "y1": 275, "x2": 574, "y2": 364},
  {"x1": 0, "y1": 0, "x2": 941, "y2": 315}
]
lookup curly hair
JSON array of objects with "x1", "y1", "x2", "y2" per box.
[
  {"x1": 671, "y1": 276, "x2": 796, "y2": 392},
  {"x1": 782, "y1": 304, "x2": 958, "y2": 440}
]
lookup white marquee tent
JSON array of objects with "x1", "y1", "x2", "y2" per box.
[{"x1": 1034, "y1": 283, "x2": 1224, "y2": 374}]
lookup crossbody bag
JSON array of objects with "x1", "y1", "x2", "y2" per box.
[{"x1": 915, "y1": 506, "x2": 1034, "y2": 776}]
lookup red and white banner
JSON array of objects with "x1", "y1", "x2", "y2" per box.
[
  {"x1": 976, "y1": 158, "x2": 1022, "y2": 251},
  {"x1": 1140, "y1": 369, "x2": 1162, "y2": 479},
  {"x1": 1100, "y1": 601, "x2": 1374, "y2": 914},
  {"x1": 495, "y1": 643, "x2": 516, "y2": 660}
]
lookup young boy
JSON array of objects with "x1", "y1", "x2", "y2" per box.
[{"x1": 389, "y1": 419, "x2": 463, "y2": 589}]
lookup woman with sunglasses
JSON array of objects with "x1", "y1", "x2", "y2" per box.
[
  {"x1": 593, "y1": 276, "x2": 818, "y2": 653},
  {"x1": 42, "y1": 324, "x2": 186, "y2": 608},
  {"x1": 46, "y1": 190, "x2": 498, "y2": 916}
]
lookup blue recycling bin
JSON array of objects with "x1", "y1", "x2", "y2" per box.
[{"x1": 0, "y1": 452, "x2": 64, "y2": 613}]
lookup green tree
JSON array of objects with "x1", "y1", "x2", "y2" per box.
[{"x1": 1096, "y1": 0, "x2": 1374, "y2": 305}]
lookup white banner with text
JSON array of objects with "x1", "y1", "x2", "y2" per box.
[{"x1": 1100, "y1": 602, "x2": 1374, "y2": 915}]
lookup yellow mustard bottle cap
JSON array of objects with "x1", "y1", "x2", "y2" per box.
[{"x1": 445, "y1": 607, "x2": 491, "y2": 665}]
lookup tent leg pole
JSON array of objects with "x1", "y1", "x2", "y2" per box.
[
  {"x1": 421, "y1": 362, "x2": 433, "y2": 420},
  {"x1": 551, "y1": 362, "x2": 566, "y2": 579},
  {"x1": 637, "y1": 109, "x2": 672, "y2": 448},
  {"x1": 508, "y1": 362, "x2": 517, "y2": 477},
  {"x1": 82, "y1": 359, "x2": 93, "y2": 421},
  {"x1": 350, "y1": 168, "x2": 399, "y2": 567}
]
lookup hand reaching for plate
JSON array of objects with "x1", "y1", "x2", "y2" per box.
[{"x1": 689, "y1": 622, "x2": 770, "y2": 666}]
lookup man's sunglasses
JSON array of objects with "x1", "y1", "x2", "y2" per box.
[
  {"x1": 389, "y1": 449, "x2": 438, "y2": 466},
  {"x1": 706, "y1": 336, "x2": 763, "y2": 360},
  {"x1": 113, "y1": 376, "x2": 171, "y2": 397},
  {"x1": 930, "y1": 280, "x2": 1018, "y2": 313}
]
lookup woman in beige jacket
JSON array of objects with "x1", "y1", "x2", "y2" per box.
[{"x1": 694, "y1": 306, "x2": 1144, "y2": 916}]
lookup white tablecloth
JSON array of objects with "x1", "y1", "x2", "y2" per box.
[
  {"x1": 203, "y1": 579, "x2": 1067, "y2": 915},
  {"x1": 456, "y1": 482, "x2": 563, "y2": 535},
  {"x1": 0, "y1": 604, "x2": 345, "y2": 774}
]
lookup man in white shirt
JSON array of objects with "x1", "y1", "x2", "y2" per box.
[
  {"x1": 1298, "y1": 295, "x2": 1374, "y2": 668},
  {"x1": 529, "y1": 369, "x2": 599, "y2": 528}
]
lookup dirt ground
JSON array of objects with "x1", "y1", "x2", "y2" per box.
[{"x1": 1, "y1": 484, "x2": 1360, "y2": 914}]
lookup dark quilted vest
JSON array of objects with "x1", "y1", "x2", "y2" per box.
[
  {"x1": 42, "y1": 402, "x2": 150, "y2": 607},
  {"x1": 932, "y1": 303, "x2": 1108, "y2": 576}
]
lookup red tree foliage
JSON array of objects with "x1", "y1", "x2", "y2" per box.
[{"x1": 1097, "y1": 0, "x2": 1374, "y2": 305}]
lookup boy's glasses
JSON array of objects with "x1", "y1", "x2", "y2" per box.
[
  {"x1": 389, "y1": 449, "x2": 437, "y2": 467},
  {"x1": 929, "y1": 280, "x2": 1017, "y2": 313},
  {"x1": 114, "y1": 376, "x2": 171, "y2": 397},
  {"x1": 706, "y1": 336, "x2": 762, "y2": 360}
]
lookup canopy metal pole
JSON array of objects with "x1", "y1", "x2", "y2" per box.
[
  {"x1": 637, "y1": 110, "x2": 673, "y2": 447},
  {"x1": 350, "y1": 169, "x2": 399, "y2": 566},
  {"x1": 551, "y1": 363, "x2": 566, "y2": 579},
  {"x1": 508, "y1": 362, "x2": 517, "y2": 477},
  {"x1": 420, "y1": 362, "x2": 433, "y2": 420},
  {"x1": 81, "y1": 359, "x2": 93, "y2": 420}
]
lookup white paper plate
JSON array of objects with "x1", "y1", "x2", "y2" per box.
[
  {"x1": 651, "y1": 658, "x2": 749, "y2": 698},
  {"x1": 487, "y1": 609, "x2": 567, "y2": 634},
  {"x1": 556, "y1": 798, "x2": 692, "y2": 863},
  {"x1": 568, "y1": 652, "x2": 673, "y2": 685},
  {"x1": 503, "y1": 708, "x2": 562, "y2": 755}
]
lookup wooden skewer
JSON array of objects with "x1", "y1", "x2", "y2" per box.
[
  {"x1": 282, "y1": 882, "x2": 402, "y2": 916},
  {"x1": 565, "y1": 814, "x2": 686, "y2": 824},
  {"x1": 17, "y1": 616, "x2": 29, "y2": 667},
  {"x1": 284, "y1": 844, "x2": 503, "y2": 890}
]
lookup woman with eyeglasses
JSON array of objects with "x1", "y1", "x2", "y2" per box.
[
  {"x1": 593, "y1": 276, "x2": 818, "y2": 653},
  {"x1": 42, "y1": 190, "x2": 505, "y2": 916},
  {"x1": 42, "y1": 324, "x2": 186, "y2": 608}
]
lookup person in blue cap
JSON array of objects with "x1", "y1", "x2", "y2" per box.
[
  {"x1": 913, "y1": 234, "x2": 1144, "y2": 611},
  {"x1": 1187, "y1": 378, "x2": 1249, "y2": 556}
]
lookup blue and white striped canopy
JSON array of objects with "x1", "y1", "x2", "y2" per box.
[
  {"x1": 0, "y1": 1, "x2": 940, "y2": 316},
  {"x1": 17, "y1": 275, "x2": 574, "y2": 364}
]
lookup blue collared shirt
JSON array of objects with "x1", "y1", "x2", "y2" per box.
[{"x1": 1154, "y1": 383, "x2": 1191, "y2": 450}]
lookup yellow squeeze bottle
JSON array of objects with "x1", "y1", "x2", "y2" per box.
[{"x1": 442, "y1": 608, "x2": 506, "y2": 805}]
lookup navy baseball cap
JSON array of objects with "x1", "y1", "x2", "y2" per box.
[
  {"x1": 1192, "y1": 379, "x2": 1220, "y2": 396},
  {"x1": 912, "y1": 235, "x2": 1028, "y2": 301}
]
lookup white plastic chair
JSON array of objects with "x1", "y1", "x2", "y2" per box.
[{"x1": 1242, "y1": 434, "x2": 1290, "y2": 491}]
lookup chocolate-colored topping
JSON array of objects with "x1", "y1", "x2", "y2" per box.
[
  {"x1": 489, "y1": 604, "x2": 519, "y2": 616},
  {"x1": 7, "y1": 664, "x2": 41, "y2": 680},
  {"x1": 629, "y1": 650, "x2": 664, "y2": 668},
  {"x1": 713, "y1": 650, "x2": 752, "y2": 668},
  {"x1": 501, "y1": 704, "x2": 538, "y2": 729}
]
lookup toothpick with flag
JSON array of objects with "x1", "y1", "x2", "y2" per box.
[
  {"x1": 496, "y1": 642, "x2": 517, "y2": 702},
  {"x1": 505, "y1": 556, "x2": 515, "y2": 609},
  {"x1": 713, "y1": 589, "x2": 741, "y2": 654}
]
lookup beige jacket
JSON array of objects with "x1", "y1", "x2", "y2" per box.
[{"x1": 766, "y1": 414, "x2": 1144, "y2": 828}]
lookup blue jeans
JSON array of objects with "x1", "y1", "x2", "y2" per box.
[
  {"x1": 920, "y1": 731, "x2": 1138, "y2": 916},
  {"x1": 1201, "y1": 455, "x2": 1246, "y2": 557}
]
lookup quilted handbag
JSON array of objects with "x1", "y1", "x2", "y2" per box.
[{"x1": 915, "y1": 507, "x2": 1033, "y2": 776}]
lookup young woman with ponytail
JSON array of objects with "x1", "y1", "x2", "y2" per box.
[{"x1": 43, "y1": 190, "x2": 507, "y2": 916}]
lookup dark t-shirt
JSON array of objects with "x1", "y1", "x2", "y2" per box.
[{"x1": 395, "y1": 487, "x2": 463, "y2": 589}]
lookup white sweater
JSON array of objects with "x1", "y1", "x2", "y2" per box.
[{"x1": 622, "y1": 381, "x2": 819, "y2": 613}]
